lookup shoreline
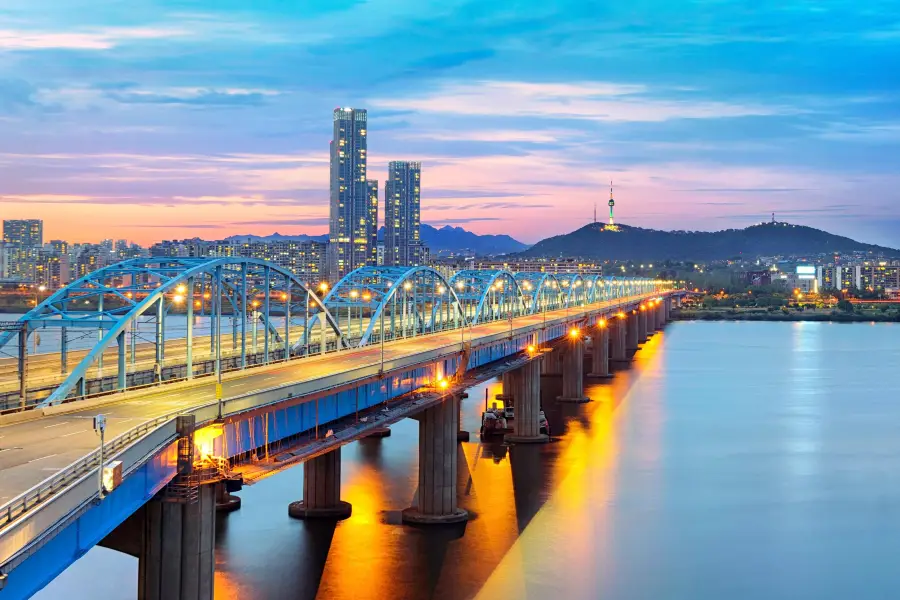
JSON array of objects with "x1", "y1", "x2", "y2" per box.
[{"x1": 672, "y1": 309, "x2": 900, "y2": 323}]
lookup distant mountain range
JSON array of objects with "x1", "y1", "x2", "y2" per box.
[
  {"x1": 519, "y1": 222, "x2": 900, "y2": 261},
  {"x1": 225, "y1": 224, "x2": 529, "y2": 256}
]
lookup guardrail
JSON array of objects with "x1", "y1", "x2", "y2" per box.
[{"x1": 0, "y1": 412, "x2": 179, "y2": 529}]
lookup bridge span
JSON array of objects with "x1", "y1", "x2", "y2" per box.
[{"x1": 0, "y1": 258, "x2": 679, "y2": 599}]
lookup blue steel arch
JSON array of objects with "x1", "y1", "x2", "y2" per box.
[
  {"x1": 323, "y1": 265, "x2": 467, "y2": 347},
  {"x1": 512, "y1": 272, "x2": 563, "y2": 314},
  {"x1": 448, "y1": 270, "x2": 528, "y2": 325},
  {"x1": 0, "y1": 257, "x2": 347, "y2": 406}
]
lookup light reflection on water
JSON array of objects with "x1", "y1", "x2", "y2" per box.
[{"x1": 36, "y1": 321, "x2": 900, "y2": 600}]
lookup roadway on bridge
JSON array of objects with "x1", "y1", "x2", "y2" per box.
[{"x1": 0, "y1": 297, "x2": 644, "y2": 507}]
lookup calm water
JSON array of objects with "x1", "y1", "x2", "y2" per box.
[{"x1": 39, "y1": 321, "x2": 900, "y2": 599}]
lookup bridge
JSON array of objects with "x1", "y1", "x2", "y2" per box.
[{"x1": 0, "y1": 256, "x2": 679, "y2": 599}]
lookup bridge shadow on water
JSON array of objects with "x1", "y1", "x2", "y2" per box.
[{"x1": 208, "y1": 335, "x2": 666, "y2": 600}]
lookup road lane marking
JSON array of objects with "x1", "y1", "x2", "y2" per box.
[
  {"x1": 44, "y1": 421, "x2": 70, "y2": 429},
  {"x1": 28, "y1": 454, "x2": 59, "y2": 463},
  {"x1": 61, "y1": 430, "x2": 87, "y2": 438}
]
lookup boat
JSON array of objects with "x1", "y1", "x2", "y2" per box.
[{"x1": 480, "y1": 402, "x2": 550, "y2": 438}]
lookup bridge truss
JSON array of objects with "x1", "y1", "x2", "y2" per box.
[{"x1": 0, "y1": 258, "x2": 670, "y2": 410}]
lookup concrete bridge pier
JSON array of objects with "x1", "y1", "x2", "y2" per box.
[
  {"x1": 540, "y1": 348, "x2": 563, "y2": 377},
  {"x1": 664, "y1": 297, "x2": 671, "y2": 321},
  {"x1": 625, "y1": 311, "x2": 640, "y2": 354},
  {"x1": 637, "y1": 307, "x2": 648, "y2": 344},
  {"x1": 557, "y1": 336, "x2": 589, "y2": 403},
  {"x1": 288, "y1": 447, "x2": 352, "y2": 520},
  {"x1": 403, "y1": 395, "x2": 469, "y2": 524},
  {"x1": 647, "y1": 303, "x2": 657, "y2": 335},
  {"x1": 587, "y1": 323, "x2": 611, "y2": 379},
  {"x1": 610, "y1": 317, "x2": 628, "y2": 364},
  {"x1": 138, "y1": 484, "x2": 216, "y2": 600},
  {"x1": 505, "y1": 360, "x2": 548, "y2": 443}
]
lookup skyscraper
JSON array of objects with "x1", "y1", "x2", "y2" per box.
[
  {"x1": 366, "y1": 179, "x2": 379, "y2": 267},
  {"x1": 384, "y1": 161, "x2": 422, "y2": 266},
  {"x1": 328, "y1": 107, "x2": 371, "y2": 280},
  {"x1": 3, "y1": 219, "x2": 43, "y2": 248}
]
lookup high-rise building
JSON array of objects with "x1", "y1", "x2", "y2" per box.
[
  {"x1": 3, "y1": 219, "x2": 43, "y2": 248},
  {"x1": 366, "y1": 179, "x2": 379, "y2": 267},
  {"x1": 384, "y1": 161, "x2": 422, "y2": 266},
  {"x1": 328, "y1": 107, "x2": 371, "y2": 280}
]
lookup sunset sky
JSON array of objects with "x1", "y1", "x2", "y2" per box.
[{"x1": 1, "y1": 1, "x2": 898, "y2": 246}]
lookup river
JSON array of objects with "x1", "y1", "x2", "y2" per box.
[{"x1": 36, "y1": 321, "x2": 900, "y2": 599}]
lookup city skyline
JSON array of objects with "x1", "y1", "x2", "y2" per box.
[{"x1": 0, "y1": 2, "x2": 899, "y2": 248}]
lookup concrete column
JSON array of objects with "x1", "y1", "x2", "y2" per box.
[
  {"x1": 403, "y1": 395, "x2": 468, "y2": 524},
  {"x1": 288, "y1": 447, "x2": 351, "y2": 519},
  {"x1": 626, "y1": 312, "x2": 639, "y2": 353},
  {"x1": 647, "y1": 303, "x2": 657, "y2": 334},
  {"x1": 139, "y1": 483, "x2": 216, "y2": 600},
  {"x1": 610, "y1": 317, "x2": 628, "y2": 363},
  {"x1": 588, "y1": 324, "x2": 611, "y2": 379},
  {"x1": 506, "y1": 360, "x2": 548, "y2": 443},
  {"x1": 658, "y1": 300, "x2": 666, "y2": 328},
  {"x1": 498, "y1": 370, "x2": 516, "y2": 400},
  {"x1": 665, "y1": 297, "x2": 671, "y2": 321},
  {"x1": 457, "y1": 395, "x2": 470, "y2": 442},
  {"x1": 558, "y1": 337, "x2": 589, "y2": 403},
  {"x1": 638, "y1": 308, "x2": 648, "y2": 344},
  {"x1": 540, "y1": 348, "x2": 562, "y2": 377}
]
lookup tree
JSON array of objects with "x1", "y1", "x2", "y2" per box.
[{"x1": 837, "y1": 299, "x2": 854, "y2": 312}]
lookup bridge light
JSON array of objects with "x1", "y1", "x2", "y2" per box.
[
  {"x1": 640, "y1": 304, "x2": 646, "y2": 311},
  {"x1": 251, "y1": 300, "x2": 260, "y2": 308},
  {"x1": 617, "y1": 311, "x2": 625, "y2": 318},
  {"x1": 281, "y1": 292, "x2": 288, "y2": 301},
  {"x1": 203, "y1": 292, "x2": 211, "y2": 299},
  {"x1": 527, "y1": 344, "x2": 536, "y2": 353},
  {"x1": 318, "y1": 282, "x2": 329, "y2": 292},
  {"x1": 598, "y1": 318, "x2": 607, "y2": 328},
  {"x1": 125, "y1": 292, "x2": 133, "y2": 299},
  {"x1": 350, "y1": 290, "x2": 359, "y2": 298},
  {"x1": 195, "y1": 300, "x2": 202, "y2": 308},
  {"x1": 403, "y1": 282, "x2": 412, "y2": 291},
  {"x1": 569, "y1": 327, "x2": 580, "y2": 339},
  {"x1": 437, "y1": 285, "x2": 445, "y2": 293},
  {"x1": 456, "y1": 281, "x2": 465, "y2": 290},
  {"x1": 173, "y1": 294, "x2": 184, "y2": 304},
  {"x1": 362, "y1": 292, "x2": 372, "y2": 301},
  {"x1": 176, "y1": 284, "x2": 186, "y2": 294},
  {"x1": 438, "y1": 378, "x2": 449, "y2": 390}
]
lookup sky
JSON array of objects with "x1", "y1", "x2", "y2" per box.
[{"x1": 0, "y1": 1, "x2": 899, "y2": 247}]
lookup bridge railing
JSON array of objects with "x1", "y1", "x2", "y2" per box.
[{"x1": 0, "y1": 412, "x2": 179, "y2": 530}]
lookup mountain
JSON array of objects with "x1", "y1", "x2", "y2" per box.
[
  {"x1": 520, "y1": 222, "x2": 900, "y2": 261},
  {"x1": 419, "y1": 224, "x2": 528, "y2": 255}
]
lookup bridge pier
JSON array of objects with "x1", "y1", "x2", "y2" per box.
[
  {"x1": 138, "y1": 483, "x2": 216, "y2": 600},
  {"x1": 289, "y1": 447, "x2": 352, "y2": 519},
  {"x1": 637, "y1": 307, "x2": 648, "y2": 344},
  {"x1": 557, "y1": 337, "x2": 589, "y2": 403},
  {"x1": 587, "y1": 322, "x2": 611, "y2": 379},
  {"x1": 505, "y1": 360, "x2": 548, "y2": 443},
  {"x1": 625, "y1": 311, "x2": 639, "y2": 354},
  {"x1": 647, "y1": 303, "x2": 657, "y2": 335},
  {"x1": 403, "y1": 395, "x2": 469, "y2": 524},
  {"x1": 610, "y1": 316, "x2": 628, "y2": 364},
  {"x1": 540, "y1": 348, "x2": 562, "y2": 377}
]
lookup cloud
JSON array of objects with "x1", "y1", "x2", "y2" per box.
[
  {"x1": 371, "y1": 80, "x2": 790, "y2": 123},
  {"x1": 682, "y1": 188, "x2": 811, "y2": 193},
  {"x1": 106, "y1": 88, "x2": 280, "y2": 107},
  {"x1": 0, "y1": 27, "x2": 188, "y2": 50},
  {"x1": 428, "y1": 217, "x2": 503, "y2": 224},
  {"x1": 0, "y1": 80, "x2": 38, "y2": 113}
]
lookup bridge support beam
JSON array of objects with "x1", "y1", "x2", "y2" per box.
[
  {"x1": 625, "y1": 312, "x2": 639, "y2": 354},
  {"x1": 637, "y1": 308, "x2": 648, "y2": 344},
  {"x1": 647, "y1": 303, "x2": 657, "y2": 335},
  {"x1": 403, "y1": 395, "x2": 469, "y2": 524},
  {"x1": 505, "y1": 360, "x2": 548, "y2": 443},
  {"x1": 587, "y1": 324, "x2": 611, "y2": 379},
  {"x1": 540, "y1": 347, "x2": 562, "y2": 377},
  {"x1": 289, "y1": 447, "x2": 352, "y2": 520},
  {"x1": 558, "y1": 337, "x2": 589, "y2": 403},
  {"x1": 609, "y1": 317, "x2": 627, "y2": 363},
  {"x1": 138, "y1": 483, "x2": 216, "y2": 600}
]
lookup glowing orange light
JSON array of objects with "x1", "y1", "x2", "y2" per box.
[
  {"x1": 617, "y1": 311, "x2": 625, "y2": 318},
  {"x1": 438, "y1": 378, "x2": 449, "y2": 389},
  {"x1": 569, "y1": 327, "x2": 580, "y2": 338},
  {"x1": 598, "y1": 318, "x2": 607, "y2": 328},
  {"x1": 281, "y1": 293, "x2": 288, "y2": 301},
  {"x1": 527, "y1": 344, "x2": 536, "y2": 353}
]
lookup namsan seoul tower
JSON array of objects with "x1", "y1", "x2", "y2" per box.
[{"x1": 604, "y1": 181, "x2": 619, "y2": 231}]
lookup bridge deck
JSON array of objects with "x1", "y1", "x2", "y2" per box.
[{"x1": 0, "y1": 295, "x2": 649, "y2": 508}]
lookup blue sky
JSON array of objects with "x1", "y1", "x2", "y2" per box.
[{"x1": 1, "y1": 0, "x2": 898, "y2": 246}]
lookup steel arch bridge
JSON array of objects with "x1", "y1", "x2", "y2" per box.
[
  {"x1": 0, "y1": 258, "x2": 672, "y2": 410},
  {"x1": 0, "y1": 257, "x2": 347, "y2": 406}
]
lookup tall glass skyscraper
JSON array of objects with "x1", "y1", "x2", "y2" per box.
[
  {"x1": 328, "y1": 108, "x2": 374, "y2": 280},
  {"x1": 384, "y1": 161, "x2": 422, "y2": 266},
  {"x1": 3, "y1": 219, "x2": 43, "y2": 248}
]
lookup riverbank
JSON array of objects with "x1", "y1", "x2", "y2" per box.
[{"x1": 672, "y1": 308, "x2": 900, "y2": 323}]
